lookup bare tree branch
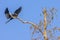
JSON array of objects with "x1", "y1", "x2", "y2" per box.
[
  {"x1": 16, "y1": 17, "x2": 43, "y2": 34},
  {"x1": 42, "y1": 8, "x2": 48, "y2": 40}
]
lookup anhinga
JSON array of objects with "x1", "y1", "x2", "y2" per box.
[{"x1": 5, "y1": 6, "x2": 22, "y2": 24}]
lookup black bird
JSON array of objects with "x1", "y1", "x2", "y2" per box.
[{"x1": 5, "y1": 7, "x2": 22, "y2": 24}]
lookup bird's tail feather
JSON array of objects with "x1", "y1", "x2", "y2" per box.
[{"x1": 5, "y1": 18, "x2": 13, "y2": 24}]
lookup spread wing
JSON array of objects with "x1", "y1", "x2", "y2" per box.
[
  {"x1": 14, "y1": 6, "x2": 22, "y2": 16},
  {"x1": 5, "y1": 8, "x2": 11, "y2": 19}
]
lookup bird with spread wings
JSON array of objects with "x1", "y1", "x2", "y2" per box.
[{"x1": 5, "y1": 6, "x2": 22, "y2": 24}]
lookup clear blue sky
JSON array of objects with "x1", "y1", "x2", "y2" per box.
[{"x1": 0, "y1": 0, "x2": 60, "y2": 40}]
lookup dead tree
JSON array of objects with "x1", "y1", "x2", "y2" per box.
[{"x1": 10, "y1": 7, "x2": 60, "y2": 40}]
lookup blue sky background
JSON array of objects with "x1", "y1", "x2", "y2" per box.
[{"x1": 0, "y1": 0, "x2": 60, "y2": 40}]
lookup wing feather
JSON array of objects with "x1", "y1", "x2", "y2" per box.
[
  {"x1": 14, "y1": 7, "x2": 22, "y2": 16},
  {"x1": 5, "y1": 8, "x2": 11, "y2": 19}
]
